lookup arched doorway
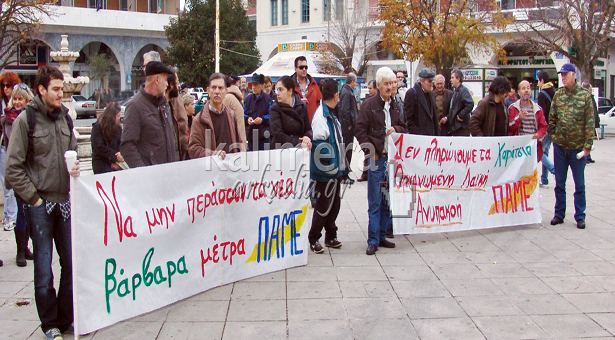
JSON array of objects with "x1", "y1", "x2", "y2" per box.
[
  {"x1": 131, "y1": 44, "x2": 167, "y2": 90},
  {"x1": 73, "y1": 42, "x2": 121, "y2": 100}
]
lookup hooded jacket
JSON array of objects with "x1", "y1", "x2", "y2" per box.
[
  {"x1": 5, "y1": 96, "x2": 77, "y2": 205},
  {"x1": 291, "y1": 73, "x2": 322, "y2": 121},
  {"x1": 270, "y1": 93, "x2": 313, "y2": 148},
  {"x1": 120, "y1": 87, "x2": 179, "y2": 168},
  {"x1": 188, "y1": 104, "x2": 246, "y2": 159}
]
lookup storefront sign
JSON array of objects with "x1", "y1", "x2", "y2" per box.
[
  {"x1": 499, "y1": 58, "x2": 554, "y2": 66},
  {"x1": 461, "y1": 70, "x2": 482, "y2": 81},
  {"x1": 18, "y1": 43, "x2": 37, "y2": 66},
  {"x1": 278, "y1": 43, "x2": 306, "y2": 52},
  {"x1": 485, "y1": 70, "x2": 497, "y2": 81}
]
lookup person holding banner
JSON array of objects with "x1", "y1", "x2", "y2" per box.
[
  {"x1": 549, "y1": 63, "x2": 594, "y2": 230},
  {"x1": 508, "y1": 80, "x2": 548, "y2": 161},
  {"x1": 308, "y1": 79, "x2": 346, "y2": 253},
  {"x1": 5, "y1": 65, "x2": 81, "y2": 340},
  {"x1": 189, "y1": 73, "x2": 246, "y2": 160},
  {"x1": 469, "y1": 76, "x2": 512, "y2": 137},
  {"x1": 356, "y1": 67, "x2": 407, "y2": 255}
]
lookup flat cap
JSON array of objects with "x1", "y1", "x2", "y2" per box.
[
  {"x1": 145, "y1": 61, "x2": 173, "y2": 76},
  {"x1": 251, "y1": 73, "x2": 265, "y2": 84},
  {"x1": 418, "y1": 68, "x2": 436, "y2": 80},
  {"x1": 558, "y1": 63, "x2": 576, "y2": 74}
]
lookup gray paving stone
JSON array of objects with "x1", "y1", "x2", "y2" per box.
[
  {"x1": 344, "y1": 297, "x2": 408, "y2": 320},
  {"x1": 561, "y1": 293, "x2": 615, "y2": 313},
  {"x1": 4, "y1": 320, "x2": 39, "y2": 339},
  {"x1": 509, "y1": 294, "x2": 579, "y2": 315},
  {"x1": 331, "y1": 252, "x2": 381, "y2": 266},
  {"x1": 541, "y1": 276, "x2": 608, "y2": 294},
  {"x1": 166, "y1": 299, "x2": 229, "y2": 322},
  {"x1": 530, "y1": 314, "x2": 612, "y2": 338},
  {"x1": 476, "y1": 262, "x2": 535, "y2": 278},
  {"x1": 522, "y1": 261, "x2": 582, "y2": 277},
  {"x1": 402, "y1": 296, "x2": 467, "y2": 319},
  {"x1": 506, "y1": 249, "x2": 560, "y2": 263},
  {"x1": 588, "y1": 275, "x2": 615, "y2": 291},
  {"x1": 288, "y1": 319, "x2": 354, "y2": 340},
  {"x1": 349, "y1": 318, "x2": 420, "y2": 340},
  {"x1": 222, "y1": 321, "x2": 286, "y2": 340},
  {"x1": 588, "y1": 313, "x2": 615, "y2": 336},
  {"x1": 411, "y1": 317, "x2": 486, "y2": 340},
  {"x1": 288, "y1": 297, "x2": 347, "y2": 320},
  {"x1": 430, "y1": 262, "x2": 486, "y2": 279},
  {"x1": 287, "y1": 280, "x2": 342, "y2": 299},
  {"x1": 335, "y1": 266, "x2": 388, "y2": 281},
  {"x1": 456, "y1": 295, "x2": 525, "y2": 317},
  {"x1": 231, "y1": 281, "x2": 287, "y2": 300},
  {"x1": 157, "y1": 321, "x2": 224, "y2": 340},
  {"x1": 490, "y1": 277, "x2": 556, "y2": 295},
  {"x1": 463, "y1": 251, "x2": 517, "y2": 264},
  {"x1": 390, "y1": 279, "x2": 452, "y2": 298},
  {"x1": 338, "y1": 281, "x2": 397, "y2": 298},
  {"x1": 376, "y1": 252, "x2": 425, "y2": 266},
  {"x1": 191, "y1": 284, "x2": 233, "y2": 301},
  {"x1": 0, "y1": 298, "x2": 39, "y2": 321},
  {"x1": 286, "y1": 266, "x2": 338, "y2": 281},
  {"x1": 473, "y1": 315, "x2": 548, "y2": 340},
  {"x1": 226, "y1": 299, "x2": 286, "y2": 322},
  {"x1": 569, "y1": 260, "x2": 615, "y2": 276},
  {"x1": 90, "y1": 321, "x2": 164, "y2": 339},
  {"x1": 382, "y1": 265, "x2": 438, "y2": 281},
  {"x1": 419, "y1": 251, "x2": 472, "y2": 264},
  {"x1": 440, "y1": 278, "x2": 505, "y2": 297}
]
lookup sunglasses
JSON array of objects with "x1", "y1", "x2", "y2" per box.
[
  {"x1": 13, "y1": 83, "x2": 29, "y2": 91},
  {"x1": 298, "y1": 65, "x2": 308, "y2": 70},
  {"x1": 2, "y1": 83, "x2": 12, "y2": 89}
]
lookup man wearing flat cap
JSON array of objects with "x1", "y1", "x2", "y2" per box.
[
  {"x1": 549, "y1": 63, "x2": 594, "y2": 230},
  {"x1": 121, "y1": 61, "x2": 180, "y2": 167},
  {"x1": 404, "y1": 68, "x2": 440, "y2": 136},
  {"x1": 244, "y1": 73, "x2": 271, "y2": 151}
]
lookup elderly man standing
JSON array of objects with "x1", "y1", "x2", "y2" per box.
[
  {"x1": 338, "y1": 73, "x2": 359, "y2": 183},
  {"x1": 434, "y1": 74, "x2": 453, "y2": 135},
  {"x1": 121, "y1": 61, "x2": 179, "y2": 167},
  {"x1": 239, "y1": 76, "x2": 251, "y2": 99},
  {"x1": 445, "y1": 69, "x2": 474, "y2": 136},
  {"x1": 292, "y1": 56, "x2": 322, "y2": 120},
  {"x1": 189, "y1": 73, "x2": 245, "y2": 160},
  {"x1": 356, "y1": 67, "x2": 406, "y2": 255},
  {"x1": 404, "y1": 68, "x2": 439, "y2": 136},
  {"x1": 549, "y1": 63, "x2": 594, "y2": 230}
]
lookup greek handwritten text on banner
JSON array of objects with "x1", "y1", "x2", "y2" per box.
[
  {"x1": 387, "y1": 134, "x2": 541, "y2": 234},
  {"x1": 71, "y1": 149, "x2": 310, "y2": 334}
]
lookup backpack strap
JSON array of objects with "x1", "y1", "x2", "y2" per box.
[
  {"x1": 540, "y1": 89, "x2": 552, "y2": 103},
  {"x1": 25, "y1": 106, "x2": 74, "y2": 158}
]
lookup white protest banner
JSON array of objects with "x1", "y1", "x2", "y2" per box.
[
  {"x1": 71, "y1": 149, "x2": 310, "y2": 334},
  {"x1": 387, "y1": 134, "x2": 541, "y2": 234}
]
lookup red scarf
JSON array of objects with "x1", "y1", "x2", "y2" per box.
[{"x1": 3, "y1": 107, "x2": 21, "y2": 120}]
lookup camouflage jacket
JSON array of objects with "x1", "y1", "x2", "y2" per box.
[{"x1": 549, "y1": 82, "x2": 594, "y2": 151}]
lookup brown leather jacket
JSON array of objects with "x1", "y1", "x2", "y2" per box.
[{"x1": 188, "y1": 104, "x2": 246, "y2": 159}]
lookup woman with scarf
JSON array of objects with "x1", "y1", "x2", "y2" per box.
[{"x1": 269, "y1": 76, "x2": 312, "y2": 149}]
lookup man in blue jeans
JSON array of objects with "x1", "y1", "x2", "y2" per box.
[
  {"x1": 548, "y1": 63, "x2": 594, "y2": 230},
  {"x1": 5, "y1": 66, "x2": 80, "y2": 340},
  {"x1": 356, "y1": 67, "x2": 407, "y2": 255}
]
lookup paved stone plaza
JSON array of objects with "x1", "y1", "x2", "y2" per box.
[{"x1": 2, "y1": 137, "x2": 615, "y2": 340}]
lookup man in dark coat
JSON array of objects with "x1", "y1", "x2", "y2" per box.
[
  {"x1": 434, "y1": 74, "x2": 453, "y2": 135},
  {"x1": 338, "y1": 72, "x2": 359, "y2": 183},
  {"x1": 244, "y1": 74, "x2": 271, "y2": 151},
  {"x1": 445, "y1": 69, "x2": 475, "y2": 136},
  {"x1": 404, "y1": 68, "x2": 440, "y2": 136}
]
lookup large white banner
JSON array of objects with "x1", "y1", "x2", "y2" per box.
[
  {"x1": 71, "y1": 149, "x2": 310, "y2": 334},
  {"x1": 388, "y1": 134, "x2": 541, "y2": 234}
]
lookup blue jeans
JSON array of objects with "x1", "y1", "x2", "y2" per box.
[
  {"x1": 541, "y1": 132, "x2": 555, "y2": 184},
  {"x1": 25, "y1": 202, "x2": 73, "y2": 333},
  {"x1": 0, "y1": 145, "x2": 17, "y2": 222},
  {"x1": 553, "y1": 143, "x2": 586, "y2": 221},
  {"x1": 367, "y1": 157, "x2": 392, "y2": 246}
]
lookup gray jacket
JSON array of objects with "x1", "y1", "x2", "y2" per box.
[
  {"x1": 5, "y1": 96, "x2": 77, "y2": 205},
  {"x1": 448, "y1": 84, "x2": 475, "y2": 132},
  {"x1": 120, "y1": 88, "x2": 179, "y2": 168}
]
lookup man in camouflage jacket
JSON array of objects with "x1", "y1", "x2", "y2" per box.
[{"x1": 548, "y1": 63, "x2": 594, "y2": 230}]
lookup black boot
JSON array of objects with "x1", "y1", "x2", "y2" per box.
[{"x1": 15, "y1": 230, "x2": 27, "y2": 267}]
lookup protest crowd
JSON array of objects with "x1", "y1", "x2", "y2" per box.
[{"x1": 0, "y1": 50, "x2": 599, "y2": 339}]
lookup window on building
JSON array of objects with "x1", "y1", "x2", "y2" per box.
[
  {"x1": 335, "y1": 0, "x2": 343, "y2": 20},
  {"x1": 271, "y1": 0, "x2": 278, "y2": 25},
  {"x1": 88, "y1": 0, "x2": 106, "y2": 9},
  {"x1": 281, "y1": 0, "x2": 288, "y2": 25},
  {"x1": 120, "y1": 0, "x2": 128, "y2": 10},
  {"x1": 149, "y1": 0, "x2": 161, "y2": 13},
  {"x1": 323, "y1": 0, "x2": 331, "y2": 21},
  {"x1": 496, "y1": 0, "x2": 515, "y2": 10},
  {"x1": 302, "y1": 0, "x2": 310, "y2": 23}
]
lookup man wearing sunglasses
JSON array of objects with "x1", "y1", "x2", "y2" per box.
[{"x1": 291, "y1": 56, "x2": 322, "y2": 121}]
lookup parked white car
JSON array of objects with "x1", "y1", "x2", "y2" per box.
[{"x1": 599, "y1": 107, "x2": 615, "y2": 135}]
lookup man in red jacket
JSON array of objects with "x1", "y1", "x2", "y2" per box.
[
  {"x1": 291, "y1": 56, "x2": 322, "y2": 121},
  {"x1": 508, "y1": 80, "x2": 548, "y2": 162}
]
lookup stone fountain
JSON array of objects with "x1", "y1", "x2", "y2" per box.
[
  {"x1": 50, "y1": 35, "x2": 93, "y2": 172},
  {"x1": 50, "y1": 35, "x2": 90, "y2": 122}
]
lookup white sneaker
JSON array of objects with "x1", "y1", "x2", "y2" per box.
[{"x1": 4, "y1": 220, "x2": 16, "y2": 231}]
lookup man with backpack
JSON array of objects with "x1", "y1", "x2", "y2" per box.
[
  {"x1": 5, "y1": 65, "x2": 80, "y2": 340},
  {"x1": 537, "y1": 70, "x2": 556, "y2": 186}
]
